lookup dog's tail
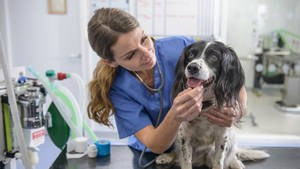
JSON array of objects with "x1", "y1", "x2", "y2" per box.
[{"x1": 236, "y1": 148, "x2": 270, "y2": 161}]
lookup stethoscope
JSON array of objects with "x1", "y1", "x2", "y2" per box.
[{"x1": 134, "y1": 55, "x2": 165, "y2": 168}]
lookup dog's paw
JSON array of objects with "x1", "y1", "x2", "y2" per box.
[
  {"x1": 229, "y1": 159, "x2": 245, "y2": 169},
  {"x1": 155, "y1": 153, "x2": 174, "y2": 165}
]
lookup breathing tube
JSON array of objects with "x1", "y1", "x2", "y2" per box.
[
  {"x1": 28, "y1": 67, "x2": 82, "y2": 137},
  {"x1": 56, "y1": 72, "x2": 97, "y2": 142},
  {"x1": 27, "y1": 67, "x2": 98, "y2": 142},
  {"x1": 46, "y1": 70, "x2": 83, "y2": 138},
  {"x1": 68, "y1": 72, "x2": 98, "y2": 142},
  {"x1": 55, "y1": 86, "x2": 83, "y2": 138}
]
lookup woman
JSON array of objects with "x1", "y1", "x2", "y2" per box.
[{"x1": 87, "y1": 8, "x2": 247, "y2": 154}]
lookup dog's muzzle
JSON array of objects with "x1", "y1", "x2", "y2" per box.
[{"x1": 186, "y1": 62, "x2": 213, "y2": 88}]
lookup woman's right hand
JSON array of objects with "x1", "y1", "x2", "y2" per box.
[{"x1": 169, "y1": 86, "x2": 204, "y2": 123}]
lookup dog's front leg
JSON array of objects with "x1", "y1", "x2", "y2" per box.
[
  {"x1": 176, "y1": 123, "x2": 193, "y2": 169},
  {"x1": 212, "y1": 127, "x2": 229, "y2": 169}
]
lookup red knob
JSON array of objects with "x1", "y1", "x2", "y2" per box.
[{"x1": 57, "y1": 72, "x2": 67, "y2": 80}]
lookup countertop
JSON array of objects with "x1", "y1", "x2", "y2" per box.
[{"x1": 50, "y1": 145, "x2": 300, "y2": 169}]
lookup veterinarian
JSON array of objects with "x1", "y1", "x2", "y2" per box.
[{"x1": 87, "y1": 8, "x2": 247, "y2": 156}]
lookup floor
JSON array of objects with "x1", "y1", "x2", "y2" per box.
[
  {"x1": 234, "y1": 86, "x2": 300, "y2": 147},
  {"x1": 15, "y1": 87, "x2": 300, "y2": 169}
]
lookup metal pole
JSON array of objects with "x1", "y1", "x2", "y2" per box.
[{"x1": 0, "y1": 33, "x2": 33, "y2": 169}]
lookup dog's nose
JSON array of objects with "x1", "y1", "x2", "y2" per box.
[{"x1": 187, "y1": 63, "x2": 200, "y2": 74}]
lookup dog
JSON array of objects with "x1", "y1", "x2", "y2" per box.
[{"x1": 156, "y1": 41, "x2": 269, "y2": 169}]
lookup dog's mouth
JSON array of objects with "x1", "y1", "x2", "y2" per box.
[{"x1": 186, "y1": 76, "x2": 214, "y2": 88}]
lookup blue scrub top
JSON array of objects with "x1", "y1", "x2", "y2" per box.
[{"x1": 109, "y1": 36, "x2": 195, "y2": 152}]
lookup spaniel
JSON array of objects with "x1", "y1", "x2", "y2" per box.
[{"x1": 156, "y1": 41, "x2": 269, "y2": 169}]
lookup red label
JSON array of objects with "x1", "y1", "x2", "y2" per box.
[{"x1": 32, "y1": 130, "x2": 45, "y2": 140}]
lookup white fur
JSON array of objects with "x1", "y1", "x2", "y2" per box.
[{"x1": 185, "y1": 58, "x2": 210, "y2": 80}]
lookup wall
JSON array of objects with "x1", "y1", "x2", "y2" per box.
[
  {"x1": 7, "y1": 0, "x2": 81, "y2": 75},
  {"x1": 6, "y1": 0, "x2": 83, "y2": 117},
  {"x1": 0, "y1": 0, "x2": 12, "y2": 70}
]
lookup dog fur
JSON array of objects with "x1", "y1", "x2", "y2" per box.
[{"x1": 156, "y1": 41, "x2": 269, "y2": 169}]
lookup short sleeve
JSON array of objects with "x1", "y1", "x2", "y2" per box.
[
  {"x1": 181, "y1": 36, "x2": 196, "y2": 46},
  {"x1": 110, "y1": 88, "x2": 152, "y2": 139}
]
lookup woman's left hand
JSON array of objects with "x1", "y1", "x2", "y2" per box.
[
  {"x1": 204, "y1": 87, "x2": 247, "y2": 127},
  {"x1": 202, "y1": 106, "x2": 239, "y2": 127}
]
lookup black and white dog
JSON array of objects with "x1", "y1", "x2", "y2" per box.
[{"x1": 156, "y1": 41, "x2": 269, "y2": 169}]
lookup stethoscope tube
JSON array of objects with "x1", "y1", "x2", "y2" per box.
[
  {"x1": 138, "y1": 90, "x2": 163, "y2": 168},
  {"x1": 136, "y1": 60, "x2": 164, "y2": 168}
]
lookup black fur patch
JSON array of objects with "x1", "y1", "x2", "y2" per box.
[
  {"x1": 202, "y1": 100, "x2": 213, "y2": 110},
  {"x1": 220, "y1": 145, "x2": 225, "y2": 151}
]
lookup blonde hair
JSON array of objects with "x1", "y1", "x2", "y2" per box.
[{"x1": 87, "y1": 8, "x2": 139, "y2": 126}]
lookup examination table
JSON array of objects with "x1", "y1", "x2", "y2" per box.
[{"x1": 50, "y1": 145, "x2": 300, "y2": 169}]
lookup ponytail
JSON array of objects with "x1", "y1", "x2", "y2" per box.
[{"x1": 87, "y1": 60, "x2": 118, "y2": 126}]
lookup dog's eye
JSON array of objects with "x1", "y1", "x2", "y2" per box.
[{"x1": 187, "y1": 53, "x2": 194, "y2": 59}]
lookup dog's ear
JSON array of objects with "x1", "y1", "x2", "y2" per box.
[
  {"x1": 171, "y1": 44, "x2": 192, "y2": 101},
  {"x1": 214, "y1": 44, "x2": 245, "y2": 106}
]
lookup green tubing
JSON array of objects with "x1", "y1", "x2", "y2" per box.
[
  {"x1": 28, "y1": 67, "x2": 78, "y2": 138},
  {"x1": 83, "y1": 120, "x2": 98, "y2": 142},
  {"x1": 278, "y1": 29, "x2": 300, "y2": 39},
  {"x1": 54, "y1": 89, "x2": 98, "y2": 142},
  {"x1": 54, "y1": 90, "x2": 78, "y2": 139},
  {"x1": 28, "y1": 67, "x2": 98, "y2": 142},
  {"x1": 54, "y1": 90, "x2": 98, "y2": 142},
  {"x1": 278, "y1": 29, "x2": 300, "y2": 53},
  {"x1": 3, "y1": 103, "x2": 13, "y2": 152}
]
